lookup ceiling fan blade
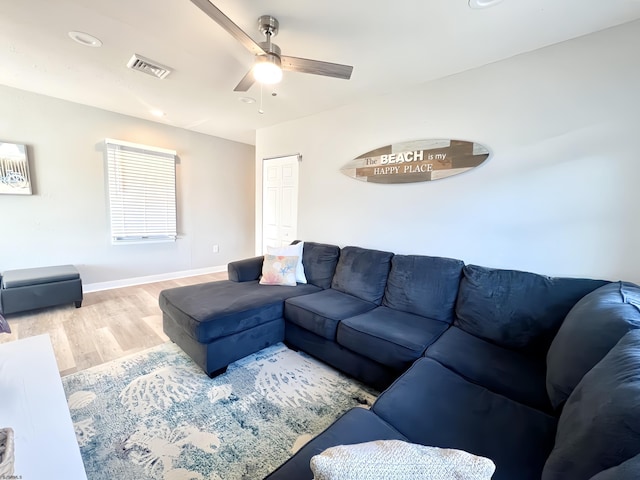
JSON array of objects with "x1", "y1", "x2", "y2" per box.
[
  {"x1": 190, "y1": 0, "x2": 265, "y2": 56},
  {"x1": 233, "y1": 69, "x2": 256, "y2": 92},
  {"x1": 280, "y1": 56, "x2": 353, "y2": 80}
]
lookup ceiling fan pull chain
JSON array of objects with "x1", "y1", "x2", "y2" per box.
[{"x1": 259, "y1": 83, "x2": 264, "y2": 114}]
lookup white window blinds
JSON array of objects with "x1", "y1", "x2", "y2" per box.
[{"x1": 105, "y1": 138, "x2": 177, "y2": 244}]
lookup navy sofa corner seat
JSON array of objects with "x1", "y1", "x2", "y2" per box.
[{"x1": 159, "y1": 242, "x2": 640, "y2": 479}]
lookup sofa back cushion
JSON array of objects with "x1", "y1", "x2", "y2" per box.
[
  {"x1": 382, "y1": 254, "x2": 464, "y2": 323},
  {"x1": 331, "y1": 246, "x2": 393, "y2": 304},
  {"x1": 454, "y1": 265, "x2": 607, "y2": 355},
  {"x1": 301, "y1": 242, "x2": 341, "y2": 289},
  {"x1": 588, "y1": 454, "x2": 640, "y2": 480},
  {"x1": 546, "y1": 282, "x2": 640, "y2": 410},
  {"x1": 542, "y1": 330, "x2": 640, "y2": 480}
]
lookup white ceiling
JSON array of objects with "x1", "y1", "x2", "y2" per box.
[{"x1": 2, "y1": 0, "x2": 640, "y2": 145}]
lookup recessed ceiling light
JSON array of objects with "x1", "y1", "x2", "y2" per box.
[
  {"x1": 68, "y1": 31, "x2": 102, "y2": 47},
  {"x1": 239, "y1": 97, "x2": 256, "y2": 104},
  {"x1": 469, "y1": 0, "x2": 504, "y2": 9},
  {"x1": 150, "y1": 109, "x2": 166, "y2": 118}
]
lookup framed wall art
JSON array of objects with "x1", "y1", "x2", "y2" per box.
[{"x1": 0, "y1": 142, "x2": 32, "y2": 195}]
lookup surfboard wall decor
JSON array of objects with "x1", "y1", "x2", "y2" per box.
[{"x1": 341, "y1": 139, "x2": 490, "y2": 184}]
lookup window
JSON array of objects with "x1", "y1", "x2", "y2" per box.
[{"x1": 105, "y1": 138, "x2": 177, "y2": 244}]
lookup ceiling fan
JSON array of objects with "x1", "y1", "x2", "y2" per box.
[{"x1": 190, "y1": 0, "x2": 354, "y2": 92}]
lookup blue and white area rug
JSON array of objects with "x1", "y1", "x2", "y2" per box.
[{"x1": 62, "y1": 342, "x2": 377, "y2": 480}]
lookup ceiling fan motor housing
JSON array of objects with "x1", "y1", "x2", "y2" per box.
[
  {"x1": 258, "y1": 41, "x2": 281, "y2": 57},
  {"x1": 258, "y1": 15, "x2": 279, "y2": 38}
]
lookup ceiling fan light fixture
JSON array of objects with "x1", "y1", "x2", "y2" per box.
[{"x1": 253, "y1": 54, "x2": 282, "y2": 85}]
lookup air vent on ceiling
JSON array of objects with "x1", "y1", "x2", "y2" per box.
[{"x1": 126, "y1": 54, "x2": 172, "y2": 79}]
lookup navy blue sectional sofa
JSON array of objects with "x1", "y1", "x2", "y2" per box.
[{"x1": 159, "y1": 241, "x2": 640, "y2": 480}]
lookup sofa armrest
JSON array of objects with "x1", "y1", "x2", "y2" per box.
[{"x1": 228, "y1": 256, "x2": 264, "y2": 282}]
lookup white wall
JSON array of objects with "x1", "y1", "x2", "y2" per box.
[
  {"x1": 256, "y1": 20, "x2": 640, "y2": 284},
  {"x1": 0, "y1": 86, "x2": 255, "y2": 286}
]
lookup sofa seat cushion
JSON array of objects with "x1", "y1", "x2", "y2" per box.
[
  {"x1": 159, "y1": 280, "x2": 321, "y2": 343},
  {"x1": 337, "y1": 306, "x2": 448, "y2": 370},
  {"x1": 284, "y1": 289, "x2": 376, "y2": 340},
  {"x1": 331, "y1": 246, "x2": 393, "y2": 304},
  {"x1": 546, "y1": 281, "x2": 640, "y2": 410},
  {"x1": 265, "y1": 408, "x2": 408, "y2": 480},
  {"x1": 454, "y1": 264, "x2": 607, "y2": 355},
  {"x1": 425, "y1": 326, "x2": 551, "y2": 412},
  {"x1": 372, "y1": 357, "x2": 557, "y2": 480},
  {"x1": 382, "y1": 254, "x2": 464, "y2": 322},
  {"x1": 543, "y1": 330, "x2": 640, "y2": 480},
  {"x1": 1, "y1": 265, "x2": 79, "y2": 288}
]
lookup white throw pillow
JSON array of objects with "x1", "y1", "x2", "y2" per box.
[
  {"x1": 310, "y1": 440, "x2": 496, "y2": 480},
  {"x1": 267, "y1": 242, "x2": 307, "y2": 284}
]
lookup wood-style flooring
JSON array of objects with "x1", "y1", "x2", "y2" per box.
[{"x1": 0, "y1": 272, "x2": 227, "y2": 376}]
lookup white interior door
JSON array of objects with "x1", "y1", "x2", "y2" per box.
[{"x1": 262, "y1": 155, "x2": 300, "y2": 252}]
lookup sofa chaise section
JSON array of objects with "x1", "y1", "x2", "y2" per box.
[
  {"x1": 160, "y1": 241, "x2": 340, "y2": 377},
  {"x1": 161, "y1": 279, "x2": 321, "y2": 376}
]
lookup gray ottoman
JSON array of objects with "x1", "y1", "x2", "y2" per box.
[{"x1": 0, "y1": 265, "x2": 83, "y2": 315}]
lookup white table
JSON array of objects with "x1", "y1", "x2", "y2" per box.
[{"x1": 0, "y1": 335, "x2": 87, "y2": 479}]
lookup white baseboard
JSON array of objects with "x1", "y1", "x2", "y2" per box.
[{"x1": 83, "y1": 265, "x2": 227, "y2": 293}]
